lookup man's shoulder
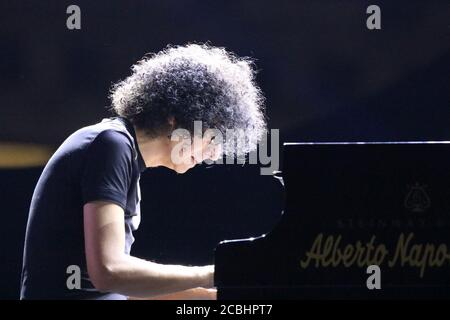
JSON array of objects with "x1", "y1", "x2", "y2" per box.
[
  {"x1": 69, "y1": 118, "x2": 134, "y2": 150},
  {"x1": 90, "y1": 129, "x2": 133, "y2": 150},
  {"x1": 48, "y1": 118, "x2": 134, "y2": 168},
  {"x1": 83, "y1": 119, "x2": 135, "y2": 160}
]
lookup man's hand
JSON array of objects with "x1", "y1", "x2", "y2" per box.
[
  {"x1": 199, "y1": 265, "x2": 215, "y2": 288},
  {"x1": 130, "y1": 287, "x2": 217, "y2": 300}
]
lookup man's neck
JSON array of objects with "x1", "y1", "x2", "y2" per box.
[{"x1": 134, "y1": 127, "x2": 173, "y2": 169}]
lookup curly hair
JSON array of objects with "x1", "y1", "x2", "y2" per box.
[{"x1": 109, "y1": 43, "x2": 266, "y2": 156}]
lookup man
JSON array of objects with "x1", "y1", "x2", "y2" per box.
[{"x1": 20, "y1": 43, "x2": 266, "y2": 299}]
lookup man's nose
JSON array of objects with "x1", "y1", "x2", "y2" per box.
[{"x1": 207, "y1": 145, "x2": 222, "y2": 162}]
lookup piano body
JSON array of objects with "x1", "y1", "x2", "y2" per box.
[{"x1": 215, "y1": 142, "x2": 450, "y2": 299}]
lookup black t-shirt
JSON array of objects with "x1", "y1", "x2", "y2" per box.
[{"x1": 20, "y1": 117, "x2": 146, "y2": 299}]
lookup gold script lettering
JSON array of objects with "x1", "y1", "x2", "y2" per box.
[{"x1": 301, "y1": 232, "x2": 450, "y2": 278}]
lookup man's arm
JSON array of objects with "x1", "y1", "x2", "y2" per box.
[
  {"x1": 83, "y1": 201, "x2": 214, "y2": 298},
  {"x1": 129, "y1": 288, "x2": 217, "y2": 300}
]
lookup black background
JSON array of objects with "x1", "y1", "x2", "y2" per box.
[{"x1": 0, "y1": 0, "x2": 449, "y2": 299}]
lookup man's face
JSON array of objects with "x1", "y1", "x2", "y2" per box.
[{"x1": 170, "y1": 132, "x2": 222, "y2": 174}]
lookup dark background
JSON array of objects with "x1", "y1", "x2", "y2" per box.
[{"x1": 0, "y1": 0, "x2": 449, "y2": 299}]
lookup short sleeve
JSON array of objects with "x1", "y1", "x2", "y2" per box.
[{"x1": 81, "y1": 130, "x2": 133, "y2": 210}]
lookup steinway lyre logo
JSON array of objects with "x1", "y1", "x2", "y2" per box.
[{"x1": 404, "y1": 182, "x2": 430, "y2": 213}]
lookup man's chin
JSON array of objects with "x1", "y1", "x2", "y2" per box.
[{"x1": 174, "y1": 164, "x2": 194, "y2": 174}]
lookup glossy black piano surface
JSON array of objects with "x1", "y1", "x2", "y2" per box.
[{"x1": 214, "y1": 142, "x2": 450, "y2": 299}]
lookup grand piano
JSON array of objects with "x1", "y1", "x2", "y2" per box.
[{"x1": 214, "y1": 142, "x2": 450, "y2": 299}]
